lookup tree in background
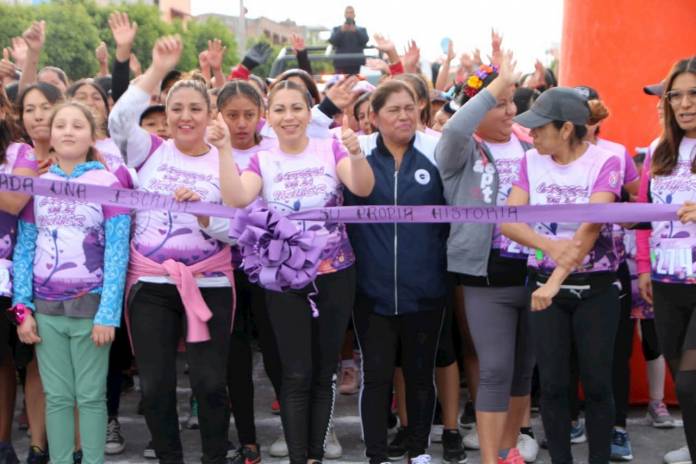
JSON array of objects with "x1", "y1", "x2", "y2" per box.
[{"x1": 0, "y1": 0, "x2": 238, "y2": 81}]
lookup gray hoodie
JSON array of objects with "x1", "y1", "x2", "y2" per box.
[{"x1": 434, "y1": 89, "x2": 530, "y2": 276}]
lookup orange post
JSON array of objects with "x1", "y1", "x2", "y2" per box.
[{"x1": 560, "y1": 0, "x2": 696, "y2": 153}]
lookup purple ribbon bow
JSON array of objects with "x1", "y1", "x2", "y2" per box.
[{"x1": 230, "y1": 203, "x2": 330, "y2": 316}]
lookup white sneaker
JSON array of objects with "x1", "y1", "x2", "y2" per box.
[
  {"x1": 517, "y1": 433, "x2": 540, "y2": 463},
  {"x1": 409, "y1": 454, "x2": 432, "y2": 464},
  {"x1": 664, "y1": 446, "x2": 691, "y2": 464},
  {"x1": 325, "y1": 426, "x2": 343, "y2": 459},
  {"x1": 429, "y1": 424, "x2": 444, "y2": 443},
  {"x1": 269, "y1": 431, "x2": 288, "y2": 457},
  {"x1": 462, "y1": 428, "x2": 479, "y2": 450}
]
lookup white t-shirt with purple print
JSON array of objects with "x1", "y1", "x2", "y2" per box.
[
  {"x1": 133, "y1": 139, "x2": 228, "y2": 282},
  {"x1": 649, "y1": 137, "x2": 696, "y2": 283},
  {"x1": 513, "y1": 143, "x2": 622, "y2": 275},
  {"x1": 245, "y1": 137, "x2": 355, "y2": 274}
]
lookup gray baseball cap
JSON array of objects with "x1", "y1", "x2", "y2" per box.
[
  {"x1": 643, "y1": 82, "x2": 664, "y2": 96},
  {"x1": 514, "y1": 87, "x2": 590, "y2": 129}
]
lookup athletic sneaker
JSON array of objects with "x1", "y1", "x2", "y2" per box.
[
  {"x1": 338, "y1": 366, "x2": 360, "y2": 395},
  {"x1": 610, "y1": 428, "x2": 633, "y2": 461},
  {"x1": 648, "y1": 400, "x2": 676, "y2": 428},
  {"x1": 501, "y1": 448, "x2": 525, "y2": 464},
  {"x1": 228, "y1": 445, "x2": 261, "y2": 464},
  {"x1": 388, "y1": 427, "x2": 408, "y2": 460},
  {"x1": 73, "y1": 449, "x2": 83, "y2": 464},
  {"x1": 143, "y1": 441, "x2": 157, "y2": 460},
  {"x1": 0, "y1": 442, "x2": 19, "y2": 464},
  {"x1": 325, "y1": 426, "x2": 343, "y2": 459},
  {"x1": 409, "y1": 454, "x2": 432, "y2": 464},
  {"x1": 269, "y1": 430, "x2": 288, "y2": 458},
  {"x1": 271, "y1": 399, "x2": 280, "y2": 415},
  {"x1": 186, "y1": 395, "x2": 199, "y2": 430},
  {"x1": 26, "y1": 446, "x2": 49, "y2": 464},
  {"x1": 105, "y1": 417, "x2": 126, "y2": 454},
  {"x1": 517, "y1": 433, "x2": 540, "y2": 463},
  {"x1": 664, "y1": 446, "x2": 691, "y2": 464},
  {"x1": 462, "y1": 428, "x2": 479, "y2": 450},
  {"x1": 570, "y1": 420, "x2": 587, "y2": 444},
  {"x1": 442, "y1": 429, "x2": 468, "y2": 464}
]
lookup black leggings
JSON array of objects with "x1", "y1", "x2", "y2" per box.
[
  {"x1": 226, "y1": 270, "x2": 282, "y2": 446},
  {"x1": 353, "y1": 297, "x2": 444, "y2": 463},
  {"x1": 652, "y1": 281, "x2": 696, "y2": 459},
  {"x1": 531, "y1": 280, "x2": 619, "y2": 464},
  {"x1": 106, "y1": 318, "x2": 133, "y2": 419},
  {"x1": 266, "y1": 266, "x2": 356, "y2": 464},
  {"x1": 611, "y1": 261, "x2": 633, "y2": 428},
  {"x1": 129, "y1": 282, "x2": 233, "y2": 464}
]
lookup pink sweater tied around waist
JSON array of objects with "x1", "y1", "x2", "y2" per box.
[{"x1": 126, "y1": 244, "x2": 235, "y2": 343}]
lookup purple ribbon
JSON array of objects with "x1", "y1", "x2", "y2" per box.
[
  {"x1": 0, "y1": 173, "x2": 680, "y2": 224},
  {"x1": 230, "y1": 203, "x2": 328, "y2": 300}
]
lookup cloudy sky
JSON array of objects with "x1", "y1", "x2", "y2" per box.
[{"x1": 191, "y1": 0, "x2": 563, "y2": 72}]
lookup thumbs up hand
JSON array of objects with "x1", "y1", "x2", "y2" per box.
[
  {"x1": 340, "y1": 114, "x2": 363, "y2": 158},
  {"x1": 208, "y1": 113, "x2": 232, "y2": 152}
]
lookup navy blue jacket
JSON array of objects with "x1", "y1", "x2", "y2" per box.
[{"x1": 345, "y1": 133, "x2": 448, "y2": 316}]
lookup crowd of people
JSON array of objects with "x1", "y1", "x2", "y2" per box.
[{"x1": 0, "y1": 5, "x2": 695, "y2": 464}]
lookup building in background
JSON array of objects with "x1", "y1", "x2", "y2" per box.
[{"x1": 197, "y1": 13, "x2": 327, "y2": 45}]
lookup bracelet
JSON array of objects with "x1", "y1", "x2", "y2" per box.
[{"x1": 6, "y1": 304, "x2": 29, "y2": 326}]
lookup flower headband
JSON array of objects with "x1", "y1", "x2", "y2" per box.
[{"x1": 463, "y1": 64, "x2": 498, "y2": 98}]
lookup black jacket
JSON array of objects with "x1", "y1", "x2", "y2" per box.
[{"x1": 345, "y1": 133, "x2": 448, "y2": 316}]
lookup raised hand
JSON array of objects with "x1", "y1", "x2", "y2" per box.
[
  {"x1": 109, "y1": 12, "x2": 137, "y2": 49},
  {"x1": 152, "y1": 35, "x2": 182, "y2": 75},
  {"x1": 489, "y1": 29, "x2": 503, "y2": 67},
  {"x1": 129, "y1": 53, "x2": 142, "y2": 76},
  {"x1": 373, "y1": 33, "x2": 396, "y2": 54},
  {"x1": 95, "y1": 41, "x2": 109, "y2": 66},
  {"x1": 341, "y1": 114, "x2": 362, "y2": 157},
  {"x1": 22, "y1": 20, "x2": 45, "y2": 54},
  {"x1": 446, "y1": 39, "x2": 455, "y2": 63},
  {"x1": 402, "y1": 39, "x2": 420, "y2": 73},
  {"x1": 290, "y1": 33, "x2": 305, "y2": 52},
  {"x1": 326, "y1": 75, "x2": 359, "y2": 110},
  {"x1": 491, "y1": 29, "x2": 503, "y2": 52},
  {"x1": 472, "y1": 48, "x2": 483, "y2": 67},
  {"x1": 207, "y1": 39, "x2": 226, "y2": 71},
  {"x1": 497, "y1": 50, "x2": 518, "y2": 85},
  {"x1": 243, "y1": 42, "x2": 272, "y2": 69},
  {"x1": 207, "y1": 113, "x2": 232, "y2": 151},
  {"x1": 0, "y1": 49, "x2": 18, "y2": 82},
  {"x1": 365, "y1": 57, "x2": 389, "y2": 74},
  {"x1": 10, "y1": 37, "x2": 28, "y2": 70},
  {"x1": 198, "y1": 50, "x2": 209, "y2": 71}
]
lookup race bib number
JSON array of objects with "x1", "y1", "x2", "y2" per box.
[{"x1": 652, "y1": 247, "x2": 695, "y2": 277}]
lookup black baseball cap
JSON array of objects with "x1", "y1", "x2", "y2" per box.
[
  {"x1": 643, "y1": 82, "x2": 664, "y2": 96},
  {"x1": 514, "y1": 87, "x2": 590, "y2": 129}
]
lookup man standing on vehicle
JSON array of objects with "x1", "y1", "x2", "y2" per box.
[{"x1": 329, "y1": 5, "x2": 369, "y2": 74}]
